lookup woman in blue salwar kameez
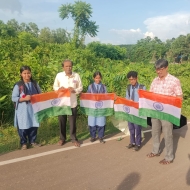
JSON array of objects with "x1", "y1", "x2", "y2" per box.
[{"x1": 12, "y1": 66, "x2": 41, "y2": 150}]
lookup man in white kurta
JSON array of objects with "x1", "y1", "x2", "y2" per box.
[{"x1": 53, "y1": 60, "x2": 83, "y2": 147}]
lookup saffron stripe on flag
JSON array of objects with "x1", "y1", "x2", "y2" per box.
[
  {"x1": 31, "y1": 89, "x2": 70, "y2": 104},
  {"x1": 114, "y1": 96, "x2": 139, "y2": 109},
  {"x1": 138, "y1": 89, "x2": 182, "y2": 108},
  {"x1": 80, "y1": 93, "x2": 115, "y2": 101}
]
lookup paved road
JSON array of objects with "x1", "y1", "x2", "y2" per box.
[{"x1": 0, "y1": 124, "x2": 190, "y2": 190}]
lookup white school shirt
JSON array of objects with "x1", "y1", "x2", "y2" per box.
[{"x1": 53, "y1": 71, "x2": 83, "y2": 108}]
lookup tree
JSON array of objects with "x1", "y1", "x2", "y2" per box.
[
  {"x1": 59, "y1": 1, "x2": 99, "y2": 47},
  {"x1": 28, "y1": 22, "x2": 39, "y2": 37},
  {"x1": 7, "y1": 19, "x2": 21, "y2": 33},
  {"x1": 0, "y1": 20, "x2": 16, "y2": 38},
  {"x1": 52, "y1": 28, "x2": 70, "y2": 44},
  {"x1": 18, "y1": 32, "x2": 39, "y2": 49},
  {"x1": 38, "y1": 27, "x2": 54, "y2": 43},
  {"x1": 170, "y1": 35, "x2": 189, "y2": 63},
  {"x1": 87, "y1": 42, "x2": 126, "y2": 60}
]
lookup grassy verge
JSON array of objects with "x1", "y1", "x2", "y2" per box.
[
  {"x1": 0, "y1": 115, "x2": 120, "y2": 154},
  {"x1": 1, "y1": 113, "x2": 188, "y2": 155}
]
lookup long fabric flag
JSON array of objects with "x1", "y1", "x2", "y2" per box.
[
  {"x1": 31, "y1": 89, "x2": 72, "y2": 122},
  {"x1": 114, "y1": 96, "x2": 147, "y2": 127},
  {"x1": 138, "y1": 89, "x2": 182, "y2": 126},
  {"x1": 80, "y1": 93, "x2": 115, "y2": 117}
]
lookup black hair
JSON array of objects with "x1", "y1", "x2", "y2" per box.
[
  {"x1": 20, "y1": 65, "x2": 34, "y2": 81},
  {"x1": 61, "y1": 59, "x2": 73, "y2": 67},
  {"x1": 93, "y1": 71, "x2": 102, "y2": 78},
  {"x1": 127, "y1": 71, "x2": 138, "y2": 78},
  {"x1": 154, "y1": 59, "x2": 168, "y2": 69},
  {"x1": 20, "y1": 65, "x2": 31, "y2": 73}
]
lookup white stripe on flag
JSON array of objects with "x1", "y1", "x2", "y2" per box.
[
  {"x1": 80, "y1": 100, "x2": 114, "y2": 109},
  {"x1": 139, "y1": 98, "x2": 181, "y2": 118},
  {"x1": 32, "y1": 97, "x2": 70, "y2": 113},
  {"x1": 114, "y1": 104, "x2": 146, "y2": 119}
]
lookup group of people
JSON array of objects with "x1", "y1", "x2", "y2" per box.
[{"x1": 12, "y1": 59, "x2": 183, "y2": 165}]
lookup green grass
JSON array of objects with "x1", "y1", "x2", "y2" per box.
[{"x1": 0, "y1": 115, "x2": 120, "y2": 154}]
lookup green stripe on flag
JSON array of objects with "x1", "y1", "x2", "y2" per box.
[
  {"x1": 80, "y1": 107, "x2": 114, "y2": 117},
  {"x1": 139, "y1": 108, "x2": 180, "y2": 126},
  {"x1": 34, "y1": 106, "x2": 72, "y2": 122},
  {"x1": 114, "y1": 111, "x2": 147, "y2": 128}
]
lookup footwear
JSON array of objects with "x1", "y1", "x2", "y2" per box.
[
  {"x1": 147, "y1": 152, "x2": 160, "y2": 158},
  {"x1": 99, "y1": 138, "x2": 105, "y2": 144},
  {"x1": 30, "y1": 142, "x2": 42, "y2": 148},
  {"x1": 127, "y1": 144, "x2": 135, "y2": 149},
  {"x1": 58, "y1": 140, "x2": 65, "y2": 146},
  {"x1": 21, "y1": 144, "x2": 27, "y2": 150},
  {"x1": 133, "y1": 145, "x2": 140, "y2": 151},
  {"x1": 90, "y1": 138, "x2": 96, "y2": 142},
  {"x1": 73, "y1": 141, "x2": 80, "y2": 147},
  {"x1": 159, "y1": 159, "x2": 173, "y2": 165}
]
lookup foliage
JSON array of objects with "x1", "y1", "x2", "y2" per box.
[
  {"x1": 59, "y1": 1, "x2": 98, "y2": 47},
  {"x1": 87, "y1": 42, "x2": 127, "y2": 60},
  {"x1": 1, "y1": 2, "x2": 190, "y2": 153},
  {"x1": 0, "y1": 116, "x2": 119, "y2": 154}
]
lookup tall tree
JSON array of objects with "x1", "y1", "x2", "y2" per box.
[
  {"x1": 59, "y1": 1, "x2": 99, "y2": 47},
  {"x1": 7, "y1": 19, "x2": 21, "y2": 32},
  {"x1": 52, "y1": 28, "x2": 70, "y2": 44},
  {"x1": 28, "y1": 22, "x2": 39, "y2": 37},
  {"x1": 38, "y1": 27, "x2": 54, "y2": 43}
]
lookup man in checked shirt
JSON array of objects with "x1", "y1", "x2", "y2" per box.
[{"x1": 147, "y1": 59, "x2": 183, "y2": 165}]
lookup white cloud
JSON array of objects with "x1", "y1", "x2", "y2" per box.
[
  {"x1": 109, "y1": 28, "x2": 144, "y2": 45},
  {"x1": 85, "y1": 36, "x2": 100, "y2": 44},
  {"x1": 144, "y1": 31, "x2": 154, "y2": 38},
  {"x1": 107, "y1": 12, "x2": 190, "y2": 45},
  {"x1": 144, "y1": 12, "x2": 190, "y2": 41}
]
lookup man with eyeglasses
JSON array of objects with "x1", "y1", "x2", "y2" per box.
[{"x1": 147, "y1": 59, "x2": 183, "y2": 165}]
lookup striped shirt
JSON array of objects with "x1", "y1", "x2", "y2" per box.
[{"x1": 150, "y1": 73, "x2": 182, "y2": 96}]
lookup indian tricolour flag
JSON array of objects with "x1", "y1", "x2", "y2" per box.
[
  {"x1": 31, "y1": 89, "x2": 72, "y2": 122},
  {"x1": 114, "y1": 96, "x2": 147, "y2": 127},
  {"x1": 138, "y1": 89, "x2": 182, "y2": 126},
  {"x1": 80, "y1": 93, "x2": 115, "y2": 117}
]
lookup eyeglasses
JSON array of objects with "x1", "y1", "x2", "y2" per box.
[{"x1": 156, "y1": 67, "x2": 166, "y2": 72}]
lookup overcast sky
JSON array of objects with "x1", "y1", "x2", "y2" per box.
[{"x1": 0, "y1": 0, "x2": 190, "y2": 45}]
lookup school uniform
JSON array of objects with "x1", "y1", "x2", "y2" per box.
[
  {"x1": 87, "y1": 82, "x2": 107, "y2": 139},
  {"x1": 12, "y1": 81, "x2": 41, "y2": 145},
  {"x1": 126, "y1": 83, "x2": 146, "y2": 146}
]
